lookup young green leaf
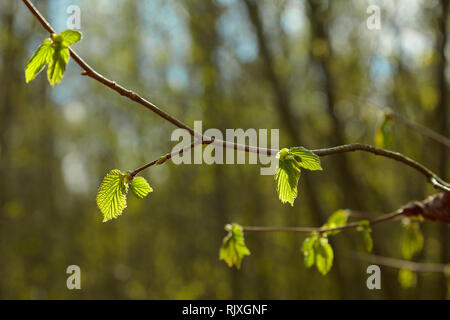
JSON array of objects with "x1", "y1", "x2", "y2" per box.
[
  {"x1": 401, "y1": 219, "x2": 424, "y2": 260},
  {"x1": 315, "y1": 237, "x2": 334, "y2": 275},
  {"x1": 220, "y1": 223, "x2": 250, "y2": 269},
  {"x1": 357, "y1": 220, "x2": 373, "y2": 253},
  {"x1": 274, "y1": 158, "x2": 301, "y2": 206},
  {"x1": 398, "y1": 269, "x2": 417, "y2": 289},
  {"x1": 59, "y1": 30, "x2": 82, "y2": 47},
  {"x1": 302, "y1": 234, "x2": 318, "y2": 268},
  {"x1": 96, "y1": 169, "x2": 128, "y2": 222},
  {"x1": 47, "y1": 46, "x2": 69, "y2": 86},
  {"x1": 321, "y1": 209, "x2": 349, "y2": 235},
  {"x1": 25, "y1": 39, "x2": 54, "y2": 83},
  {"x1": 130, "y1": 176, "x2": 153, "y2": 199},
  {"x1": 289, "y1": 147, "x2": 323, "y2": 171},
  {"x1": 274, "y1": 147, "x2": 322, "y2": 206}
]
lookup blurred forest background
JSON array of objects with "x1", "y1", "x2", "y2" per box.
[{"x1": 0, "y1": 0, "x2": 449, "y2": 299}]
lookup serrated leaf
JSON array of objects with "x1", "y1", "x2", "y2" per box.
[
  {"x1": 321, "y1": 209, "x2": 349, "y2": 235},
  {"x1": 445, "y1": 265, "x2": 450, "y2": 299},
  {"x1": 25, "y1": 38, "x2": 54, "y2": 83},
  {"x1": 401, "y1": 220, "x2": 424, "y2": 260},
  {"x1": 219, "y1": 223, "x2": 250, "y2": 269},
  {"x1": 315, "y1": 237, "x2": 334, "y2": 275},
  {"x1": 289, "y1": 147, "x2": 323, "y2": 171},
  {"x1": 130, "y1": 176, "x2": 153, "y2": 199},
  {"x1": 47, "y1": 46, "x2": 69, "y2": 86},
  {"x1": 398, "y1": 269, "x2": 417, "y2": 289},
  {"x1": 96, "y1": 169, "x2": 128, "y2": 222},
  {"x1": 302, "y1": 235, "x2": 318, "y2": 268},
  {"x1": 60, "y1": 29, "x2": 82, "y2": 47},
  {"x1": 274, "y1": 159, "x2": 301, "y2": 206}
]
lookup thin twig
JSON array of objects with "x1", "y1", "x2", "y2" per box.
[
  {"x1": 21, "y1": 0, "x2": 275, "y2": 156},
  {"x1": 242, "y1": 210, "x2": 404, "y2": 234}
]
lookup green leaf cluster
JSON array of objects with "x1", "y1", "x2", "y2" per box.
[
  {"x1": 401, "y1": 218, "x2": 424, "y2": 260},
  {"x1": 274, "y1": 147, "x2": 322, "y2": 206},
  {"x1": 25, "y1": 30, "x2": 82, "y2": 86},
  {"x1": 445, "y1": 265, "x2": 450, "y2": 299},
  {"x1": 96, "y1": 170, "x2": 153, "y2": 222},
  {"x1": 219, "y1": 223, "x2": 250, "y2": 269},
  {"x1": 302, "y1": 234, "x2": 334, "y2": 275}
]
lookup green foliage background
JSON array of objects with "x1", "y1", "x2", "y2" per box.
[{"x1": 0, "y1": 0, "x2": 449, "y2": 299}]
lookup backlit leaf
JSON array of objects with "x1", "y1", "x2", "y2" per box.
[
  {"x1": 398, "y1": 269, "x2": 417, "y2": 289},
  {"x1": 321, "y1": 209, "x2": 349, "y2": 235},
  {"x1": 289, "y1": 147, "x2": 323, "y2": 171},
  {"x1": 274, "y1": 147, "x2": 322, "y2": 206},
  {"x1": 375, "y1": 113, "x2": 393, "y2": 149},
  {"x1": 60, "y1": 29, "x2": 82, "y2": 47}
]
